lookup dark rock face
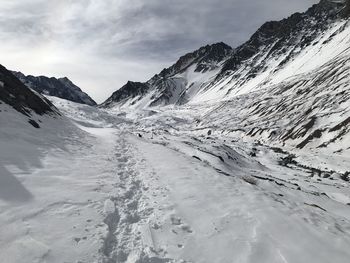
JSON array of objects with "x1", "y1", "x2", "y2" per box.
[
  {"x1": 343, "y1": 0, "x2": 350, "y2": 17},
  {"x1": 102, "y1": 81, "x2": 150, "y2": 108},
  {"x1": 219, "y1": 0, "x2": 344, "y2": 75},
  {"x1": 157, "y1": 42, "x2": 232, "y2": 78},
  {"x1": 0, "y1": 64, "x2": 58, "y2": 117},
  {"x1": 12, "y1": 72, "x2": 97, "y2": 106}
]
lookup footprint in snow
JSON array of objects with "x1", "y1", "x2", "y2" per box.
[
  {"x1": 180, "y1": 224, "x2": 193, "y2": 233},
  {"x1": 170, "y1": 215, "x2": 182, "y2": 225},
  {"x1": 170, "y1": 215, "x2": 194, "y2": 234}
]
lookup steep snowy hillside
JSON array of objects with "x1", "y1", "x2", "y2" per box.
[
  {"x1": 101, "y1": 42, "x2": 232, "y2": 108},
  {"x1": 0, "y1": 96, "x2": 123, "y2": 263},
  {"x1": 200, "y1": 0, "x2": 346, "y2": 102},
  {"x1": 13, "y1": 71, "x2": 97, "y2": 106},
  {"x1": 102, "y1": 0, "x2": 347, "y2": 108},
  {"x1": 192, "y1": 2, "x2": 350, "y2": 156}
]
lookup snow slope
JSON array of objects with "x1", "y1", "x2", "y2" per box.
[
  {"x1": 101, "y1": 42, "x2": 232, "y2": 109},
  {"x1": 1, "y1": 94, "x2": 350, "y2": 262},
  {"x1": 0, "y1": 98, "x2": 126, "y2": 263}
]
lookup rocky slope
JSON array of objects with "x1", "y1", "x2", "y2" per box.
[
  {"x1": 198, "y1": 47, "x2": 350, "y2": 154},
  {"x1": 101, "y1": 42, "x2": 233, "y2": 108},
  {"x1": 0, "y1": 64, "x2": 59, "y2": 128},
  {"x1": 13, "y1": 72, "x2": 97, "y2": 106}
]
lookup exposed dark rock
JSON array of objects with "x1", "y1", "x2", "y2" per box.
[
  {"x1": 220, "y1": 0, "x2": 343, "y2": 76},
  {"x1": 28, "y1": 119, "x2": 40, "y2": 128},
  {"x1": 304, "y1": 203, "x2": 327, "y2": 212},
  {"x1": 101, "y1": 81, "x2": 150, "y2": 108},
  {"x1": 342, "y1": 0, "x2": 350, "y2": 17},
  {"x1": 157, "y1": 42, "x2": 232, "y2": 78},
  {"x1": 192, "y1": 155, "x2": 202, "y2": 161},
  {"x1": 329, "y1": 116, "x2": 350, "y2": 132},
  {"x1": 340, "y1": 172, "x2": 350, "y2": 182},
  {"x1": 0, "y1": 64, "x2": 58, "y2": 117},
  {"x1": 101, "y1": 42, "x2": 232, "y2": 107},
  {"x1": 297, "y1": 129, "x2": 324, "y2": 149}
]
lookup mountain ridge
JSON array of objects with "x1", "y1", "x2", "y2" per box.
[
  {"x1": 12, "y1": 71, "x2": 97, "y2": 106},
  {"x1": 101, "y1": 0, "x2": 347, "y2": 109},
  {"x1": 101, "y1": 42, "x2": 232, "y2": 108}
]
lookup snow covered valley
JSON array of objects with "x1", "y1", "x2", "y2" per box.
[
  {"x1": 1, "y1": 96, "x2": 350, "y2": 263},
  {"x1": 1, "y1": 2, "x2": 350, "y2": 261}
]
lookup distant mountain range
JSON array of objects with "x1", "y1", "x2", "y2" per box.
[{"x1": 12, "y1": 71, "x2": 96, "y2": 106}]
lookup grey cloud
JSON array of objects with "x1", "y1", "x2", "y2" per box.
[
  {"x1": 77, "y1": 0, "x2": 319, "y2": 61},
  {"x1": 0, "y1": 0, "x2": 319, "y2": 102}
]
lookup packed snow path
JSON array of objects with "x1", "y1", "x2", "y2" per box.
[{"x1": 1, "y1": 100, "x2": 350, "y2": 263}]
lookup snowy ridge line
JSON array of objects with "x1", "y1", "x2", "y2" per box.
[
  {"x1": 101, "y1": 1, "x2": 348, "y2": 108},
  {"x1": 12, "y1": 71, "x2": 97, "y2": 106}
]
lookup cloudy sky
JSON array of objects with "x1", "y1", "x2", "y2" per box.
[{"x1": 0, "y1": 0, "x2": 318, "y2": 103}]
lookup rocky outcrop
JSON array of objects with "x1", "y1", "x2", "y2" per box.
[
  {"x1": 343, "y1": 0, "x2": 350, "y2": 17},
  {"x1": 101, "y1": 81, "x2": 150, "y2": 108},
  {"x1": 0, "y1": 65, "x2": 58, "y2": 117},
  {"x1": 156, "y1": 42, "x2": 232, "y2": 78}
]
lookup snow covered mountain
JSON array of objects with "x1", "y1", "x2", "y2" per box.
[
  {"x1": 102, "y1": 0, "x2": 348, "y2": 108},
  {"x1": 13, "y1": 71, "x2": 97, "y2": 106},
  {"x1": 101, "y1": 0, "x2": 350, "y2": 152},
  {"x1": 101, "y1": 42, "x2": 233, "y2": 108}
]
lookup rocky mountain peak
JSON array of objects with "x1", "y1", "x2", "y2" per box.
[
  {"x1": 220, "y1": 0, "x2": 344, "y2": 75},
  {"x1": 12, "y1": 72, "x2": 97, "y2": 106},
  {"x1": 156, "y1": 42, "x2": 232, "y2": 79}
]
